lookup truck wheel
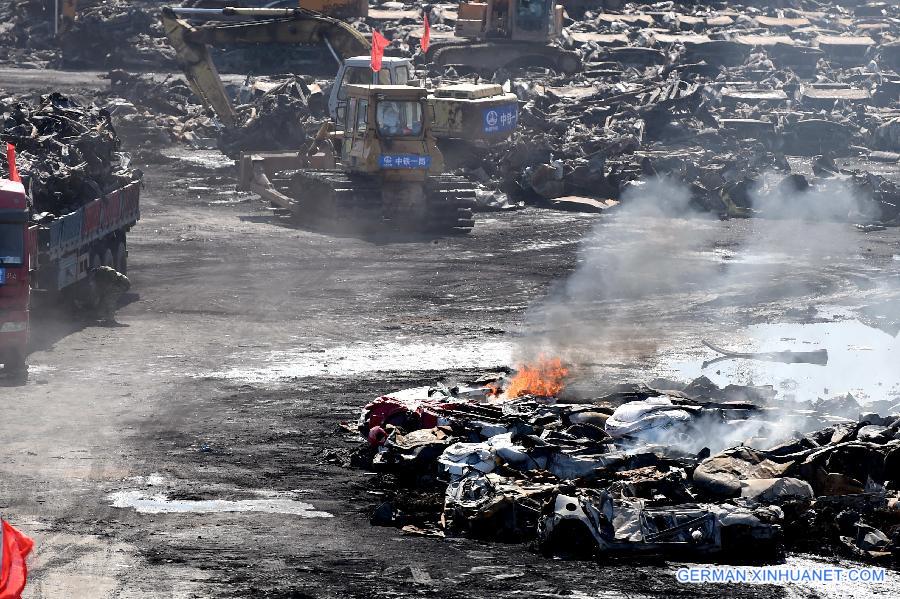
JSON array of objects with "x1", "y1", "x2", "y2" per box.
[
  {"x1": 115, "y1": 240, "x2": 127, "y2": 275},
  {"x1": 3, "y1": 350, "x2": 27, "y2": 375}
]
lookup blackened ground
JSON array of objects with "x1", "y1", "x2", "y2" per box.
[{"x1": 1, "y1": 70, "x2": 899, "y2": 599}]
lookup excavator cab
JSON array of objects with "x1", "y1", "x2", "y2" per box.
[
  {"x1": 340, "y1": 85, "x2": 442, "y2": 181},
  {"x1": 439, "y1": 0, "x2": 578, "y2": 74},
  {"x1": 456, "y1": 0, "x2": 564, "y2": 42},
  {"x1": 330, "y1": 57, "x2": 413, "y2": 122}
]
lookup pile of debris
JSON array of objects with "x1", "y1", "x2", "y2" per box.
[
  {"x1": 0, "y1": 0, "x2": 175, "y2": 70},
  {"x1": 399, "y1": 0, "x2": 900, "y2": 222},
  {"x1": 0, "y1": 92, "x2": 140, "y2": 217},
  {"x1": 56, "y1": 0, "x2": 176, "y2": 70},
  {"x1": 217, "y1": 76, "x2": 327, "y2": 158},
  {"x1": 0, "y1": 0, "x2": 57, "y2": 68},
  {"x1": 345, "y1": 363, "x2": 900, "y2": 563},
  {"x1": 98, "y1": 71, "x2": 327, "y2": 158},
  {"x1": 101, "y1": 70, "x2": 221, "y2": 149}
]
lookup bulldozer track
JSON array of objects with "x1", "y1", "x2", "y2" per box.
[{"x1": 282, "y1": 170, "x2": 477, "y2": 235}]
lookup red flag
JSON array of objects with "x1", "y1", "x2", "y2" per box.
[
  {"x1": 421, "y1": 14, "x2": 431, "y2": 53},
  {"x1": 371, "y1": 30, "x2": 390, "y2": 73},
  {"x1": 0, "y1": 521, "x2": 34, "y2": 599},
  {"x1": 5, "y1": 144, "x2": 20, "y2": 183}
]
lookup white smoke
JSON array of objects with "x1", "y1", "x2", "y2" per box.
[{"x1": 517, "y1": 172, "x2": 883, "y2": 450}]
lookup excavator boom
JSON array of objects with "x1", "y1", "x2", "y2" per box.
[{"x1": 160, "y1": 6, "x2": 369, "y2": 127}]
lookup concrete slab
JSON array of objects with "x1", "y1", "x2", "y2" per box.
[
  {"x1": 369, "y1": 8, "x2": 421, "y2": 20},
  {"x1": 569, "y1": 32, "x2": 629, "y2": 46},
  {"x1": 597, "y1": 13, "x2": 655, "y2": 27},
  {"x1": 735, "y1": 35, "x2": 796, "y2": 47},
  {"x1": 549, "y1": 196, "x2": 619, "y2": 213},
  {"x1": 801, "y1": 85, "x2": 871, "y2": 103},
  {"x1": 655, "y1": 33, "x2": 712, "y2": 45},
  {"x1": 721, "y1": 88, "x2": 790, "y2": 103},
  {"x1": 817, "y1": 35, "x2": 876, "y2": 47},
  {"x1": 817, "y1": 35, "x2": 875, "y2": 64},
  {"x1": 755, "y1": 16, "x2": 810, "y2": 28}
]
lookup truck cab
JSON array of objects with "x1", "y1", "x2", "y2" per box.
[{"x1": 0, "y1": 179, "x2": 31, "y2": 373}]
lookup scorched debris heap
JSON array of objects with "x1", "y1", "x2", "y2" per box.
[{"x1": 345, "y1": 359, "x2": 900, "y2": 564}]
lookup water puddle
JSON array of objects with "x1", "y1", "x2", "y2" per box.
[
  {"x1": 203, "y1": 340, "x2": 513, "y2": 382},
  {"x1": 161, "y1": 148, "x2": 234, "y2": 171},
  {"x1": 661, "y1": 320, "x2": 900, "y2": 403},
  {"x1": 109, "y1": 489, "x2": 333, "y2": 517}
]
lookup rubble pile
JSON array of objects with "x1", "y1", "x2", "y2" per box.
[
  {"x1": 102, "y1": 70, "x2": 221, "y2": 148},
  {"x1": 217, "y1": 76, "x2": 327, "y2": 158},
  {"x1": 345, "y1": 371, "x2": 900, "y2": 563},
  {"x1": 98, "y1": 71, "x2": 327, "y2": 158},
  {"x1": 0, "y1": 92, "x2": 140, "y2": 217},
  {"x1": 401, "y1": 1, "x2": 900, "y2": 222},
  {"x1": 0, "y1": 0, "x2": 174, "y2": 70},
  {"x1": 0, "y1": 1, "x2": 57, "y2": 67},
  {"x1": 56, "y1": 0, "x2": 176, "y2": 70},
  {"x1": 6, "y1": 0, "x2": 897, "y2": 223}
]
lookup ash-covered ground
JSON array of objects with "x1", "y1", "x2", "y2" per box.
[
  {"x1": 2, "y1": 1, "x2": 900, "y2": 597},
  {"x1": 1, "y1": 133, "x2": 898, "y2": 598}
]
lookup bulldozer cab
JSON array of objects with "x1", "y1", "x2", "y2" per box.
[
  {"x1": 457, "y1": 0, "x2": 563, "y2": 42},
  {"x1": 340, "y1": 85, "x2": 442, "y2": 180}
]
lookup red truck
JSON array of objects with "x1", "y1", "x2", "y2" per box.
[{"x1": 0, "y1": 177, "x2": 140, "y2": 374}]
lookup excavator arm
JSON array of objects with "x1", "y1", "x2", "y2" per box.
[{"x1": 160, "y1": 7, "x2": 370, "y2": 127}]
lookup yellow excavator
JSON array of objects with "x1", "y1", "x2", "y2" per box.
[
  {"x1": 159, "y1": 6, "x2": 519, "y2": 143},
  {"x1": 238, "y1": 84, "x2": 477, "y2": 233},
  {"x1": 427, "y1": 0, "x2": 581, "y2": 75},
  {"x1": 160, "y1": 5, "x2": 370, "y2": 126}
]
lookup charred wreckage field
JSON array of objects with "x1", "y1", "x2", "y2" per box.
[{"x1": 2, "y1": 1, "x2": 900, "y2": 598}]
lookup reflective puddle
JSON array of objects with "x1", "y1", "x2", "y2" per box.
[
  {"x1": 109, "y1": 489, "x2": 333, "y2": 517},
  {"x1": 661, "y1": 320, "x2": 900, "y2": 403},
  {"x1": 203, "y1": 340, "x2": 513, "y2": 382}
]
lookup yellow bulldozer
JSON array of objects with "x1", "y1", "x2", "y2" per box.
[
  {"x1": 238, "y1": 84, "x2": 477, "y2": 233},
  {"x1": 427, "y1": 0, "x2": 581, "y2": 75},
  {"x1": 159, "y1": 6, "x2": 519, "y2": 146}
]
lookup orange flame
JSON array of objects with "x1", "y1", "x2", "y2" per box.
[{"x1": 503, "y1": 355, "x2": 569, "y2": 398}]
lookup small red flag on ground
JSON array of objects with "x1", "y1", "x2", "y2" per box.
[
  {"x1": 421, "y1": 14, "x2": 431, "y2": 53},
  {"x1": 371, "y1": 30, "x2": 390, "y2": 72},
  {"x1": 5, "y1": 144, "x2": 20, "y2": 183},
  {"x1": 0, "y1": 520, "x2": 34, "y2": 599}
]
